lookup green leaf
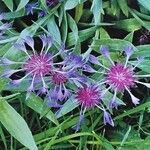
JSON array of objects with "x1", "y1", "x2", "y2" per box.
[
  {"x1": 25, "y1": 94, "x2": 59, "y2": 125},
  {"x1": 75, "y1": 3, "x2": 83, "y2": 22},
  {"x1": 0, "y1": 78, "x2": 9, "y2": 91},
  {"x1": 114, "y1": 100, "x2": 150, "y2": 120},
  {"x1": 130, "y1": 60, "x2": 150, "y2": 73},
  {"x1": 3, "y1": 9, "x2": 25, "y2": 20},
  {"x1": 47, "y1": 16, "x2": 61, "y2": 45},
  {"x1": 91, "y1": 38, "x2": 138, "y2": 52},
  {"x1": 67, "y1": 14, "x2": 78, "y2": 42},
  {"x1": 0, "y1": 43, "x2": 12, "y2": 56},
  {"x1": 2, "y1": 0, "x2": 13, "y2": 11},
  {"x1": 117, "y1": 0, "x2": 129, "y2": 17},
  {"x1": 61, "y1": 10, "x2": 68, "y2": 42},
  {"x1": 118, "y1": 126, "x2": 131, "y2": 149},
  {"x1": 124, "y1": 32, "x2": 134, "y2": 42},
  {"x1": 129, "y1": 8, "x2": 150, "y2": 31},
  {"x1": 65, "y1": 0, "x2": 79, "y2": 10},
  {"x1": 56, "y1": 97, "x2": 79, "y2": 118},
  {"x1": 0, "y1": 37, "x2": 18, "y2": 45},
  {"x1": 91, "y1": 0, "x2": 103, "y2": 25},
  {"x1": 0, "y1": 125, "x2": 7, "y2": 150},
  {"x1": 16, "y1": 0, "x2": 29, "y2": 11},
  {"x1": 0, "y1": 100, "x2": 37, "y2": 150},
  {"x1": 133, "y1": 45, "x2": 150, "y2": 58},
  {"x1": 106, "y1": 0, "x2": 120, "y2": 17},
  {"x1": 138, "y1": 0, "x2": 150, "y2": 11},
  {"x1": 115, "y1": 18, "x2": 141, "y2": 32},
  {"x1": 67, "y1": 26, "x2": 96, "y2": 47},
  {"x1": 132, "y1": 9, "x2": 150, "y2": 20},
  {"x1": 99, "y1": 28, "x2": 110, "y2": 39}
]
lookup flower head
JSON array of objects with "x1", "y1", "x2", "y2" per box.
[
  {"x1": 51, "y1": 71, "x2": 67, "y2": 85},
  {"x1": 2, "y1": 35, "x2": 62, "y2": 94},
  {"x1": 48, "y1": 69, "x2": 70, "y2": 101},
  {"x1": 76, "y1": 85, "x2": 100, "y2": 108},
  {"x1": 25, "y1": 2, "x2": 38, "y2": 15},
  {"x1": 24, "y1": 54, "x2": 52, "y2": 76},
  {"x1": 64, "y1": 53, "x2": 84, "y2": 69},
  {"x1": 74, "y1": 84, "x2": 114, "y2": 130},
  {"x1": 99, "y1": 45, "x2": 150, "y2": 106},
  {"x1": 48, "y1": 63, "x2": 88, "y2": 101},
  {"x1": 38, "y1": 11, "x2": 47, "y2": 18},
  {"x1": 106, "y1": 64, "x2": 135, "y2": 91}
]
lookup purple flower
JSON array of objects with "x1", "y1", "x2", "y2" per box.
[
  {"x1": 106, "y1": 64, "x2": 135, "y2": 91},
  {"x1": 108, "y1": 89, "x2": 119, "y2": 109},
  {"x1": 49, "y1": 69, "x2": 70, "y2": 101},
  {"x1": 48, "y1": 65, "x2": 87, "y2": 101},
  {"x1": 2, "y1": 35, "x2": 63, "y2": 95},
  {"x1": 76, "y1": 84, "x2": 101, "y2": 108},
  {"x1": 38, "y1": 11, "x2": 47, "y2": 18},
  {"x1": 74, "y1": 110, "x2": 84, "y2": 131},
  {"x1": 82, "y1": 64, "x2": 97, "y2": 73},
  {"x1": 51, "y1": 71, "x2": 68, "y2": 85},
  {"x1": 64, "y1": 53, "x2": 84, "y2": 69},
  {"x1": 25, "y1": 2, "x2": 48, "y2": 17},
  {"x1": 25, "y1": 2, "x2": 38, "y2": 15},
  {"x1": 124, "y1": 46, "x2": 134, "y2": 58},
  {"x1": 103, "y1": 111, "x2": 114, "y2": 126},
  {"x1": 74, "y1": 84, "x2": 114, "y2": 130},
  {"x1": 46, "y1": 95, "x2": 62, "y2": 108},
  {"x1": 88, "y1": 54, "x2": 100, "y2": 65},
  {"x1": 100, "y1": 45, "x2": 110, "y2": 58},
  {"x1": 100, "y1": 45, "x2": 114, "y2": 65},
  {"x1": 99, "y1": 45, "x2": 150, "y2": 106}
]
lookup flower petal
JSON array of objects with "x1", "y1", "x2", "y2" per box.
[
  {"x1": 103, "y1": 111, "x2": 114, "y2": 126},
  {"x1": 100, "y1": 45, "x2": 110, "y2": 57},
  {"x1": 89, "y1": 54, "x2": 100, "y2": 65},
  {"x1": 124, "y1": 46, "x2": 133, "y2": 58},
  {"x1": 24, "y1": 36, "x2": 34, "y2": 49},
  {"x1": 82, "y1": 64, "x2": 97, "y2": 73}
]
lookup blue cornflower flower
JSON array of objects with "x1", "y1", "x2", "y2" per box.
[
  {"x1": 1, "y1": 35, "x2": 63, "y2": 95},
  {"x1": 98, "y1": 45, "x2": 150, "y2": 107},
  {"x1": 74, "y1": 83, "x2": 114, "y2": 131},
  {"x1": 25, "y1": 2, "x2": 38, "y2": 15}
]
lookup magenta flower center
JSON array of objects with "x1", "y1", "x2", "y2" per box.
[
  {"x1": 106, "y1": 64, "x2": 135, "y2": 91},
  {"x1": 76, "y1": 85, "x2": 100, "y2": 108},
  {"x1": 24, "y1": 54, "x2": 52, "y2": 76},
  {"x1": 52, "y1": 72, "x2": 67, "y2": 85}
]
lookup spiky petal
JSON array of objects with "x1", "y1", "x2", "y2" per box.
[{"x1": 103, "y1": 111, "x2": 114, "y2": 126}]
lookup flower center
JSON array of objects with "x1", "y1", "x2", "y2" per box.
[
  {"x1": 106, "y1": 64, "x2": 135, "y2": 90},
  {"x1": 24, "y1": 54, "x2": 52, "y2": 76},
  {"x1": 52, "y1": 72, "x2": 67, "y2": 85},
  {"x1": 76, "y1": 85, "x2": 100, "y2": 108}
]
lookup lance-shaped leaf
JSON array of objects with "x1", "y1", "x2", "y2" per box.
[{"x1": 0, "y1": 99, "x2": 37, "y2": 150}]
